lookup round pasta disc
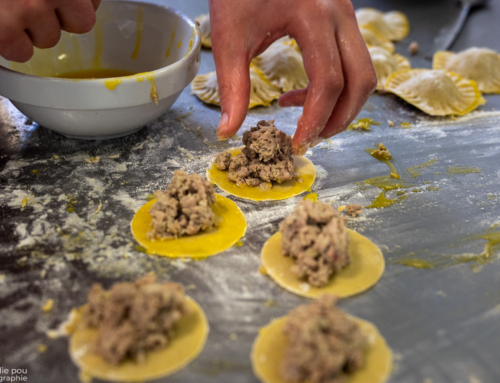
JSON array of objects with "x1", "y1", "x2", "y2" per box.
[
  {"x1": 131, "y1": 194, "x2": 246, "y2": 259},
  {"x1": 70, "y1": 297, "x2": 209, "y2": 382},
  {"x1": 252, "y1": 40, "x2": 309, "y2": 93},
  {"x1": 251, "y1": 314, "x2": 393, "y2": 383},
  {"x1": 361, "y1": 26, "x2": 395, "y2": 54},
  {"x1": 385, "y1": 69, "x2": 486, "y2": 116},
  {"x1": 356, "y1": 8, "x2": 409, "y2": 41},
  {"x1": 369, "y1": 46, "x2": 411, "y2": 90},
  {"x1": 207, "y1": 147, "x2": 316, "y2": 202},
  {"x1": 433, "y1": 48, "x2": 500, "y2": 94},
  {"x1": 191, "y1": 68, "x2": 281, "y2": 109},
  {"x1": 261, "y1": 230, "x2": 385, "y2": 299}
]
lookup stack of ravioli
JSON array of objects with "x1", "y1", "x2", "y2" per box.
[{"x1": 193, "y1": 9, "x2": 499, "y2": 117}]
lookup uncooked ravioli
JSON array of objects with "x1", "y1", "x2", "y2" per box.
[
  {"x1": 70, "y1": 297, "x2": 209, "y2": 382},
  {"x1": 385, "y1": 69, "x2": 486, "y2": 116},
  {"x1": 252, "y1": 39, "x2": 308, "y2": 92},
  {"x1": 261, "y1": 230, "x2": 384, "y2": 298},
  {"x1": 131, "y1": 194, "x2": 246, "y2": 258},
  {"x1": 369, "y1": 46, "x2": 410, "y2": 90},
  {"x1": 356, "y1": 8, "x2": 409, "y2": 41},
  {"x1": 360, "y1": 26, "x2": 395, "y2": 53},
  {"x1": 251, "y1": 314, "x2": 392, "y2": 383},
  {"x1": 191, "y1": 68, "x2": 281, "y2": 109},
  {"x1": 194, "y1": 14, "x2": 212, "y2": 48},
  {"x1": 207, "y1": 147, "x2": 316, "y2": 201},
  {"x1": 433, "y1": 47, "x2": 500, "y2": 94}
]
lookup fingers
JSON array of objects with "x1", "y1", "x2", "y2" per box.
[
  {"x1": 91, "y1": 0, "x2": 102, "y2": 11},
  {"x1": 278, "y1": 86, "x2": 308, "y2": 108},
  {"x1": 210, "y1": 3, "x2": 252, "y2": 140},
  {"x1": 25, "y1": 8, "x2": 62, "y2": 49},
  {"x1": 57, "y1": 0, "x2": 97, "y2": 34},
  {"x1": 319, "y1": 4, "x2": 377, "y2": 139},
  {"x1": 0, "y1": 25, "x2": 33, "y2": 62},
  {"x1": 290, "y1": 21, "x2": 344, "y2": 154}
]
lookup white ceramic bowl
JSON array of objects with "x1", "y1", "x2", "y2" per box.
[{"x1": 0, "y1": 0, "x2": 201, "y2": 139}]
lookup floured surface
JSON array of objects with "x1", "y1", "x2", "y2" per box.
[{"x1": 1, "y1": 0, "x2": 500, "y2": 383}]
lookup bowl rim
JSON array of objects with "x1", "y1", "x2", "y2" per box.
[
  {"x1": 0, "y1": 0, "x2": 202, "y2": 109},
  {"x1": 0, "y1": 0, "x2": 201, "y2": 83}
]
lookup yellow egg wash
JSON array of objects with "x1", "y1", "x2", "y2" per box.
[
  {"x1": 406, "y1": 159, "x2": 439, "y2": 178},
  {"x1": 261, "y1": 230, "x2": 385, "y2": 299},
  {"x1": 347, "y1": 118, "x2": 382, "y2": 131},
  {"x1": 185, "y1": 27, "x2": 195, "y2": 57},
  {"x1": 131, "y1": 5, "x2": 144, "y2": 60},
  {"x1": 365, "y1": 146, "x2": 400, "y2": 179},
  {"x1": 166, "y1": 13, "x2": 180, "y2": 57},
  {"x1": 92, "y1": 21, "x2": 104, "y2": 69},
  {"x1": 251, "y1": 315, "x2": 392, "y2": 383},
  {"x1": 208, "y1": 148, "x2": 316, "y2": 201},
  {"x1": 131, "y1": 194, "x2": 247, "y2": 259},
  {"x1": 70, "y1": 298, "x2": 209, "y2": 382},
  {"x1": 303, "y1": 193, "x2": 318, "y2": 203}
]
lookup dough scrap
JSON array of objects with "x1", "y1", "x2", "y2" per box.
[
  {"x1": 360, "y1": 27, "x2": 395, "y2": 53},
  {"x1": 385, "y1": 69, "x2": 486, "y2": 116},
  {"x1": 356, "y1": 8, "x2": 409, "y2": 41},
  {"x1": 369, "y1": 46, "x2": 410, "y2": 91},
  {"x1": 191, "y1": 68, "x2": 281, "y2": 109},
  {"x1": 261, "y1": 229, "x2": 385, "y2": 299},
  {"x1": 433, "y1": 47, "x2": 500, "y2": 94},
  {"x1": 194, "y1": 14, "x2": 211, "y2": 48},
  {"x1": 252, "y1": 39, "x2": 309, "y2": 92},
  {"x1": 252, "y1": 312, "x2": 392, "y2": 383}
]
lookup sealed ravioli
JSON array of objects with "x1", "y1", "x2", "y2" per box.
[
  {"x1": 69, "y1": 276, "x2": 209, "y2": 382},
  {"x1": 252, "y1": 40, "x2": 308, "y2": 92},
  {"x1": 386, "y1": 69, "x2": 486, "y2": 116},
  {"x1": 191, "y1": 68, "x2": 281, "y2": 109},
  {"x1": 195, "y1": 14, "x2": 211, "y2": 48},
  {"x1": 433, "y1": 47, "x2": 500, "y2": 94},
  {"x1": 360, "y1": 27, "x2": 395, "y2": 53},
  {"x1": 369, "y1": 46, "x2": 410, "y2": 90},
  {"x1": 252, "y1": 296, "x2": 392, "y2": 383},
  {"x1": 356, "y1": 8, "x2": 409, "y2": 41}
]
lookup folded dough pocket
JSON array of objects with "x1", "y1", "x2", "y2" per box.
[
  {"x1": 369, "y1": 46, "x2": 410, "y2": 91},
  {"x1": 360, "y1": 26, "x2": 395, "y2": 54},
  {"x1": 385, "y1": 69, "x2": 486, "y2": 116},
  {"x1": 191, "y1": 68, "x2": 281, "y2": 109},
  {"x1": 433, "y1": 47, "x2": 500, "y2": 94},
  {"x1": 356, "y1": 8, "x2": 409, "y2": 41}
]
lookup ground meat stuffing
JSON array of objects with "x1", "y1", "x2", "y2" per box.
[
  {"x1": 281, "y1": 295, "x2": 367, "y2": 383},
  {"x1": 279, "y1": 200, "x2": 350, "y2": 287},
  {"x1": 345, "y1": 204, "x2": 363, "y2": 218},
  {"x1": 214, "y1": 120, "x2": 295, "y2": 187},
  {"x1": 148, "y1": 170, "x2": 216, "y2": 239},
  {"x1": 81, "y1": 275, "x2": 189, "y2": 365}
]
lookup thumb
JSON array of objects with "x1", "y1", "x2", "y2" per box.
[{"x1": 214, "y1": 53, "x2": 250, "y2": 140}]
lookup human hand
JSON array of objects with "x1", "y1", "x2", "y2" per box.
[
  {"x1": 209, "y1": 0, "x2": 377, "y2": 154},
  {"x1": 0, "y1": 0, "x2": 101, "y2": 62}
]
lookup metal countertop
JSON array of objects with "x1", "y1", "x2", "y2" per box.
[{"x1": 1, "y1": 0, "x2": 500, "y2": 382}]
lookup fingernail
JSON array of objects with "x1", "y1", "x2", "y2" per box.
[
  {"x1": 217, "y1": 113, "x2": 229, "y2": 140},
  {"x1": 295, "y1": 143, "x2": 310, "y2": 156}
]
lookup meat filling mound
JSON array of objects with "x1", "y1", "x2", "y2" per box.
[
  {"x1": 148, "y1": 170, "x2": 216, "y2": 239},
  {"x1": 279, "y1": 200, "x2": 350, "y2": 287},
  {"x1": 81, "y1": 275, "x2": 189, "y2": 365},
  {"x1": 214, "y1": 120, "x2": 294, "y2": 187},
  {"x1": 281, "y1": 295, "x2": 367, "y2": 383}
]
